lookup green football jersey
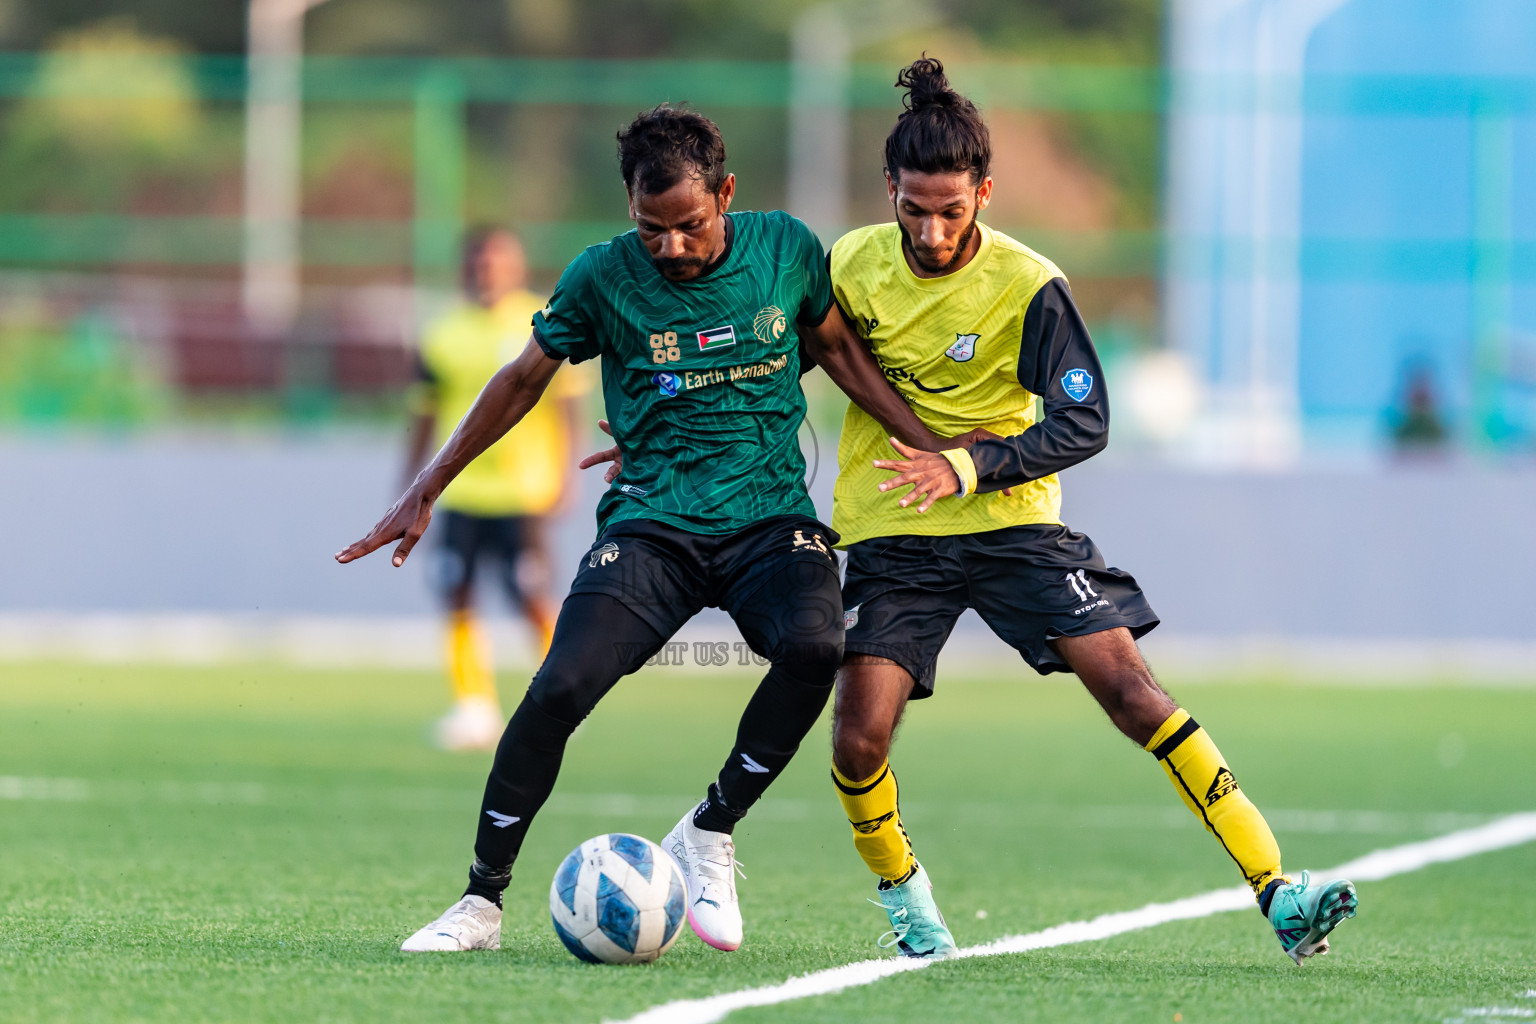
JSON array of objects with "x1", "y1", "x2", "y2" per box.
[{"x1": 532, "y1": 210, "x2": 834, "y2": 535}]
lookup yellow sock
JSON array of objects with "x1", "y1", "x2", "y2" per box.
[
  {"x1": 1145, "y1": 708, "x2": 1285, "y2": 897},
  {"x1": 446, "y1": 610, "x2": 498, "y2": 707},
  {"x1": 831, "y1": 761, "x2": 917, "y2": 884},
  {"x1": 529, "y1": 608, "x2": 555, "y2": 661}
]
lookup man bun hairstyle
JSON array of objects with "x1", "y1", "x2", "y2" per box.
[
  {"x1": 617, "y1": 104, "x2": 728, "y2": 197},
  {"x1": 884, "y1": 56, "x2": 991, "y2": 185}
]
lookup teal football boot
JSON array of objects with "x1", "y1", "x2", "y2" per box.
[
  {"x1": 1266, "y1": 870, "x2": 1358, "y2": 964},
  {"x1": 871, "y1": 863, "x2": 959, "y2": 958}
]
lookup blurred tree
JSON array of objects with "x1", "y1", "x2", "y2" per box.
[
  {"x1": 0, "y1": 0, "x2": 247, "y2": 52},
  {"x1": 0, "y1": 18, "x2": 221, "y2": 214},
  {"x1": 0, "y1": 0, "x2": 19, "y2": 45},
  {"x1": 299, "y1": 0, "x2": 1161, "y2": 61},
  {"x1": 0, "y1": 0, "x2": 1162, "y2": 59},
  {"x1": 505, "y1": 0, "x2": 575, "y2": 53},
  {"x1": 0, "y1": 308, "x2": 166, "y2": 426},
  {"x1": 949, "y1": 0, "x2": 1161, "y2": 61},
  {"x1": 17, "y1": 19, "x2": 201, "y2": 159}
]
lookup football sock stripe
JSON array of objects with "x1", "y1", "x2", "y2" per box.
[
  {"x1": 1149, "y1": 714, "x2": 1201, "y2": 761},
  {"x1": 830, "y1": 763, "x2": 889, "y2": 796}
]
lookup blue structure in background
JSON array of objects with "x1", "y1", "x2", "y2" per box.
[
  {"x1": 1300, "y1": 0, "x2": 1536, "y2": 451},
  {"x1": 1166, "y1": 0, "x2": 1535, "y2": 459}
]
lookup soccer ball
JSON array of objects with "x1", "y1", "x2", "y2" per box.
[{"x1": 549, "y1": 833, "x2": 687, "y2": 964}]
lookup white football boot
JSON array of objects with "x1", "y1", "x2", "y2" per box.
[
  {"x1": 433, "y1": 698, "x2": 503, "y2": 752},
  {"x1": 664, "y1": 805, "x2": 745, "y2": 951},
  {"x1": 399, "y1": 895, "x2": 502, "y2": 952}
]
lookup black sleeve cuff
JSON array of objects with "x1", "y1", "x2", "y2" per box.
[
  {"x1": 531, "y1": 325, "x2": 576, "y2": 364},
  {"x1": 797, "y1": 292, "x2": 836, "y2": 328}
]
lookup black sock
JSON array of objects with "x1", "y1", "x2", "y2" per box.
[
  {"x1": 1257, "y1": 877, "x2": 1286, "y2": 917},
  {"x1": 471, "y1": 694, "x2": 579, "y2": 875},
  {"x1": 876, "y1": 863, "x2": 919, "y2": 891},
  {"x1": 464, "y1": 858, "x2": 512, "y2": 907},
  {"x1": 691, "y1": 782, "x2": 747, "y2": 834}
]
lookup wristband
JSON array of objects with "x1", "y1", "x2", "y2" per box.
[{"x1": 938, "y1": 448, "x2": 978, "y2": 498}]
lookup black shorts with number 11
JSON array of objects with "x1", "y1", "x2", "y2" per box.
[{"x1": 841, "y1": 523, "x2": 1159, "y2": 697}]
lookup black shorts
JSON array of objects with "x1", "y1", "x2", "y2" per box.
[
  {"x1": 842, "y1": 523, "x2": 1159, "y2": 696},
  {"x1": 432, "y1": 511, "x2": 549, "y2": 605},
  {"x1": 568, "y1": 514, "x2": 842, "y2": 647}
]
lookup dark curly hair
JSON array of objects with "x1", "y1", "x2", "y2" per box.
[
  {"x1": 617, "y1": 104, "x2": 728, "y2": 196},
  {"x1": 884, "y1": 56, "x2": 991, "y2": 185}
]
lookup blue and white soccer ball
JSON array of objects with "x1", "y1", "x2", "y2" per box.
[{"x1": 549, "y1": 833, "x2": 688, "y2": 964}]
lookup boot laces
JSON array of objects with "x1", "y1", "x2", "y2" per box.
[
  {"x1": 435, "y1": 896, "x2": 492, "y2": 935},
  {"x1": 871, "y1": 899, "x2": 910, "y2": 949},
  {"x1": 692, "y1": 836, "x2": 746, "y2": 901}
]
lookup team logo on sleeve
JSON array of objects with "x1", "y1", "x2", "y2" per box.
[
  {"x1": 1062, "y1": 368, "x2": 1094, "y2": 402},
  {"x1": 945, "y1": 333, "x2": 980, "y2": 362},
  {"x1": 588, "y1": 542, "x2": 620, "y2": 567},
  {"x1": 752, "y1": 307, "x2": 787, "y2": 341},
  {"x1": 697, "y1": 325, "x2": 737, "y2": 352},
  {"x1": 653, "y1": 371, "x2": 680, "y2": 397}
]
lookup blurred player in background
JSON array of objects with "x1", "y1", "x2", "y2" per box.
[
  {"x1": 403, "y1": 227, "x2": 589, "y2": 751},
  {"x1": 826, "y1": 58, "x2": 1359, "y2": 964}
]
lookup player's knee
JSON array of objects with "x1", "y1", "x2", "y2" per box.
[
  {"x1": 831, "y1": 719, "x2": 889, "y2": 782},
  {"x1": 1098, "y1": 669, "x2": 1175, "y2": 743},
  {"x1": 526, "y1": 662, "x2": 600, "y2": 726},
  {"x1": 774, "y1": 634, "x2": 843, "y2": 688}
]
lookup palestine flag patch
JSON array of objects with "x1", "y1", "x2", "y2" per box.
[{"x1": 697, "y1": 325, "x2": 737, "y2": 352}]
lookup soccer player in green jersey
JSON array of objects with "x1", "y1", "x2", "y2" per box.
[{"x1": 337, "y1": 105, "x2": 966, "y2": 956}]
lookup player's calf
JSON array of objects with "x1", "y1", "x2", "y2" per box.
[
  {"x1": 831, "y1": 655, "x2": 910, "y2": 784},
  {"x1": 1053, "y1": 628, "x2": 1176, "y2": 747}
]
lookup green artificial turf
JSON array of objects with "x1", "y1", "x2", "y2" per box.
[{"x1": 1, "y1": 661, "x2": 1533, "y2": 1023}]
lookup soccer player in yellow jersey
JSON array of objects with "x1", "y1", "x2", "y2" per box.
[
  {"x1": 826, "y1": 58, "x2": 1358, "y2": 964},
  {"x1": 404, "y1": 228, "x2": 590, "y2": 750}
]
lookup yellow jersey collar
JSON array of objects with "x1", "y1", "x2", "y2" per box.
[{"x1": 893, "y1": 220, "x2": 995, "y2": 291}]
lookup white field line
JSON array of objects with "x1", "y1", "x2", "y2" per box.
[
  {"x1": 611, "y1": 812, "x2": 1536, "y2": 1024},
  {"x1": 0, "y1": 778, "x2": 1499, "y2": 836}
]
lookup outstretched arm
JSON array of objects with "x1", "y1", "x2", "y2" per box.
[
  {"x1": 336, "y1": 337, "x2": 563, "y2": 567},
  {"x1": 799, "y1": 305, "x2": 945, "y2": 451}
]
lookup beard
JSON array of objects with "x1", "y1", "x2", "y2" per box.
[
  {"x1": 651, "y1": 253, "x2": 710, "y2": 279},
  {"x1": 898, "y1": 212, "x2": 978, "y2": 275}
]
